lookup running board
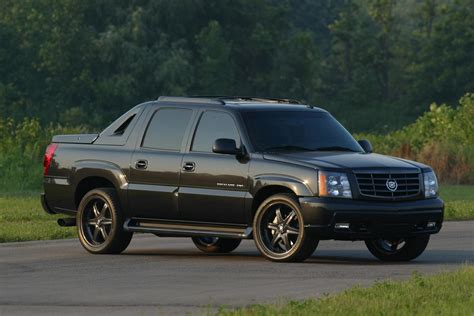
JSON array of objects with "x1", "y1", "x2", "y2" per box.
[{"x1": 124, "y1": 219, "x2": 253, "y2": 239}]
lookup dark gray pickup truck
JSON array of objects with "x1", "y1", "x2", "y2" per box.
[{"x1": 42, "y1": 96, "x2": 444, "y2": 262}]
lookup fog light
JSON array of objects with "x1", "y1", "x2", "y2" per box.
[
  {"x1": 335, "y1": 223, "x2": 350, "y2": 230},
  {"x1": 427, "y1": 221, "x2": 437, "y2": 228}
]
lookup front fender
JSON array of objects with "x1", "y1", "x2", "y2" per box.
[{"x1": 251, "y1": 174, "x2": 315, "y2": 197}]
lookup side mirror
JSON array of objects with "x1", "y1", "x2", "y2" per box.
[
  {"x1": 212, "y1": 138, "x2": 242, "y2": 155},
  {"x1": 358, "y1": 139, "x2": 373, "y2": 153}
]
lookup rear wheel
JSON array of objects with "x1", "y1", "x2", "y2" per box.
[
  {"x1": 192, "y1": 237, "x2": 241, "y2": 253},
  {"x1": 365, "y1": 235, "x2": 430, "y2": 261},
  {"x1": 77, "y1": 188, "x2": 133, "y2": 254},
  {"x1": 253, "y1": 194, "x2": 318, "y2": 262}
]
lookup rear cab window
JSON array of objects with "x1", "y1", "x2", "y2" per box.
[{"x1": 142, "y1": 108, "x2": 193, "y2": 151}]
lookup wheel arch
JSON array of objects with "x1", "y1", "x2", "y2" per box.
[
  {"x1": 248, "y1": 174, "x2": 314, "y2": 224},
  {"x1": 72, "y1": 160, "x2": 128, "y2": 209}
]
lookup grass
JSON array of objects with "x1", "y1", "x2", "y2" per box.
[
  {"x1": 0, "y1": 185, "x2": 472, "y2": 243},
  {"x1": 439, "y1": 185, "x2": 474, "y2": 202},
  {"x1": 0, "y1": 192, "x2": 75, "y2": 242},
  {"x1": 218, "y1": 266, "x2": 474, "y2": 316},
  {"x1": 439, "y1": 185, "x2": 474, "y2": 220}
]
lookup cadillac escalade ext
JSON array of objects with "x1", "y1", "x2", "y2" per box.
[{"x1": 41, "y1": 96, "x2": 444, "y2": 262}]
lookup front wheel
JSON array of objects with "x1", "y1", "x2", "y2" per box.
[
  {"x1": 192, "y1": 237, "x2": 241, "y2": 253},
  {"x1": 365, "y1": 235, "x2": 430, "y2": 261},
  {"x1": 253, "y1": 194, "x2": 318, "y2": 262}
]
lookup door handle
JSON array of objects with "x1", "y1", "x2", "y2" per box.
[
  {"x1": 182, "y1": 162, "x2": 195, "y2": 172},
  {"x1": 135, "y1": 160, "x2": 148, "y2": 170}
]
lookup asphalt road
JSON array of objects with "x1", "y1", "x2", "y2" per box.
[{"x1": 1, "y1": 221, "x2": 472, "y2": 315}]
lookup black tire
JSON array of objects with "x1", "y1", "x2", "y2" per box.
[
  {"x1": 77, "y1": 188, "x2": 133, "y2": 254},
  {"x1": 253, "y1": 194, "x2": 319, "y2": 262},
  {"x1": 365, "y1": 235, "x2": 430, "y2": 261},
  {"x1": 192, "y1": 237, "x2": 241, "y2": 253}
]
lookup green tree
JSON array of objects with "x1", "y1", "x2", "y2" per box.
[{"x1": 195, "y1": 21, "x2": 234, "y2": 95}]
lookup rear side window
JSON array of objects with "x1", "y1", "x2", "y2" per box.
[
  {"x1": 192, "y1": 111, "x2": 240, "y2": 152},
  {"x1": 113, "y1": 114, "x2": 136, "y2": 136},
  {"x1": 142, "y1": 108, "x2": 192, "y2": 151}
]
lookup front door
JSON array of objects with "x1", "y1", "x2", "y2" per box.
[
  {"x1": 128, "y1": 107, "x2": 194, "y2": 219},
  {"x1": 179, "y1": 110, "x2": 249, "y2": 224}
]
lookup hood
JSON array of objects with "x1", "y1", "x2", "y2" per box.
[{"x1": 263, "y1": 151, "x2": 429, "y2": 172}]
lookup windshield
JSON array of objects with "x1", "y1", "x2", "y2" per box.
[{"x1": 241, "y1": 110, "x2": 363, "y2": 153}]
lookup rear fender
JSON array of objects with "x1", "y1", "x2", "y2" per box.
[{"x1": 71, "y1": 160, "x2": 129, "y2": 212}]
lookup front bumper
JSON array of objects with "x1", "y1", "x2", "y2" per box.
[{"x1": 299, "y1": 197, "x2": 444, "y2": 240}]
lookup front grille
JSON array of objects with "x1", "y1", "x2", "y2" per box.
[{"x1": 354, "y1": 172, "x2": 421, "y2": 200}]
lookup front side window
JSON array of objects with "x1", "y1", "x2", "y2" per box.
[
  {"x1": 242, "y1": 110, "x2": 363, "y2": 153},
  {"x1": 142, "y1": 108, "x2": 192, "y2": 151},
  {"x1": 192, "y1": 111, "x2": 240, "y2": 152}
]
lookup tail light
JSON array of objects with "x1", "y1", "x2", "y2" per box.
[{"x1": 43, "y1": 143, "x2": 58, "y2": 175}]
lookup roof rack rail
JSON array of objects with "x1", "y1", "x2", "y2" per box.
[
  {"x1": 188, "y1": 95, "x2": 303, "y2": 104},
  {"x1": 157, "y1": 96, "x2": 224, "y2": 105}
]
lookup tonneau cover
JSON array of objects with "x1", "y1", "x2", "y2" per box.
[{"x1": 52, "y1": 134, "x2": 98, "y2": 144}]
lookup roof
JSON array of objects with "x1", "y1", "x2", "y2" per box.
[{"x1": 156, "y1": 96, "x2": 325, "y2": 112}]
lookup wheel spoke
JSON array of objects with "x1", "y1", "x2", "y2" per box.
[
  {"x1": 391, "y1": 242, "x2": 398, "y2": 251},
  {"x1": 101, "y1": 219, "x2": 112, "y2": 226},
  {"x1": 275, "y1": 208, "x2": 283, "y2": 223},
  {"x1": 100, "y1": 226, "x2": 108, "y2": 240},
  {"x1": 286, "y1": 226, "x2": 299, "y2": 235},
  {"x1": 282, "y1": 233, "x2": 291, "y2": 251},
  {"x1": 271, "y1": 232, "x2": 281, "y2": 246},
  {"x1": 100, "y1": 202, "x2": 109, "y2": 217},
  {"x1": 284, "y1": 211, "x2": 296, "y2": 225},
  {"x1": 87, "y1": 219, "x2": 97, "y2": 226},
  {"x1": 92, "y1": 226, "x2": 100, "y2": 241},
  {"x1": 92, "y1": 203, "x2": 100, "y2": 218},
  {"x1": 267, "y1": 223, "x2": 278, "y2": 231}
]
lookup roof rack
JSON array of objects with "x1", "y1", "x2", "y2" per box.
[
  {"x1": 191, "y1": 95, "x2": 303, "y2": 104},
  {"x1": 158, "y1": 95, "x2": 303, "y2": 105}
]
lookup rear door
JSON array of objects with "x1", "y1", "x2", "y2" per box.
[
  {"x1": 128, "y1": 106, "x2": 195, "y2": 219},
  {"x1": 178, "y1": 110, "x2": 250, "y2": 224}
]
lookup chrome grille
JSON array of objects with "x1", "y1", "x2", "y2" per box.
[{"x1": 354, "y1": 172, "x2": 421, "y2": 199}]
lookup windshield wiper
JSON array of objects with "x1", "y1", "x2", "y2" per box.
[
  {"x1": 314, "y1": 146, "x2": 359, "y2": 152},
  {"x1": 262, "y1": 145, "x2": 315, "y2": 152}
]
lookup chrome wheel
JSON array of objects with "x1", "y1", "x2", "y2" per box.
[
  {"x1": 376, "y1": 238, "x2": 407, "y2": 254},
  {"x1": 192, "y1": 236, "x2": 242, "y2": 253},
  {"x1": 365, "y1": 235, "x2": 430, "y2": 261},
  {"x1": 196, "y1": 236, "x2": 219, "y2": 246},
  {"x1": 259, "y1": 203, "x2": 302, "y2": 254},
  {"x1": 82, "y1": 198, "x2": 113, "y2": 245},
  {"x1": 253, "y1": 194, "x2": 318, "y2": 262}
]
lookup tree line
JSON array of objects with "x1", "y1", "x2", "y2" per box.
[{"x1": 0, "y1": 0, "x2": 472, "y2": 131}]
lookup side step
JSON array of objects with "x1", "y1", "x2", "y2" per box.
[{"x1": 124, "y1": 219, "x2": 253, "y2": 239}]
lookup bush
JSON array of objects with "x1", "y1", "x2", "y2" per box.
[
  {"x1": 0, "y1": 117, "x2": 86, "y2": 191},
  {"x1": 357, "y1": 93, "x2": 474, "y2": 184}
]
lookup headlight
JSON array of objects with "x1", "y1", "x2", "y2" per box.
[
  {"x1": 423, "y1": 171, "x2": 438, "y2": 198},
  {"x1": 318, "y1": 171, "x2": 352, "y2": 198}
]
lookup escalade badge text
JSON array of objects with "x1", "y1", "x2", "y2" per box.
[{"x1": 386, "y1": 179, "x2": 398, "y2": 191}]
